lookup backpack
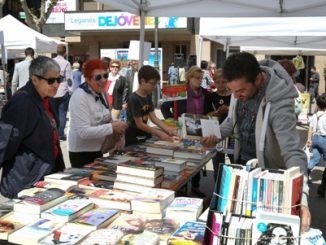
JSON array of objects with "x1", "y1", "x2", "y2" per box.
[{"x1": 0, "y1": 121, "x2": 19, "y2": 166}]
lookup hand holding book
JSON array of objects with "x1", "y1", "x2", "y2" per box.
[{"x1": 201, "y1": 135, "x2": 219, "y2": 148}]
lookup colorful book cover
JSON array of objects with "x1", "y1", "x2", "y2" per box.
[
  {"x1": 109, "y1": 214, "x2": 147, "y2": 234},
  {"x1": 79, "y1": 228, "x2": 124, "y2": 245},
  {"x1": 291, "y1": 174, "x2": 303, "y2": 215},
  {"x1": 144, "y1": 218, "x2": 179, "y2": 243},
  {"x1": 217, "y1": 165, "x2": 231, "y2": 213},
  {"x1": 43, "y1": 199, "x2": 93, "y2": 217},
  {"x1": 169, "y1": 221, "x2": 206, "y2": 245},
  {"x1": 168, "y1": 197, "x2": 203, "y2": 211},
  {"x1": 39, "y1": 223, "x2": 93, "y2": 245},
  {"x1": 73, "y1": 208, "x2": 119, "y2": 228}
]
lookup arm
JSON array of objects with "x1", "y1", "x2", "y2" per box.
[
  {"x1": 269, "y1": 98, "x2": 310, "y2": 230},
  {"x1": 65, "y1": 62, "x2": 73, "y2": 93},
  {"x1": 70, "y1": 92, "x2": 113, "y2": 139},
  {"x1": 11, "y1": 65, "x2": 19, "y2": 94},
  {"x1": 121, "y1": 77, "x2": 128, "y2": 108},
  {"x1": 306, "y1": 126, "x2": 313, "y2": 146},
  {"x1": 149, "y1": 111, "x2": 177, "y2": 137}
]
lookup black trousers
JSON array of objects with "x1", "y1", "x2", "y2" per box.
[{"x1": 69, "y1": 151, "x2": 102, "y2": 168}]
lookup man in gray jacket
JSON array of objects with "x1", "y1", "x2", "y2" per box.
[{"x1": 202, "y1": 52, "x2": 310, "y2": 232}]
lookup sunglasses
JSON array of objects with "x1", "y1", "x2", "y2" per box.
[
  {"x1": 94, "y1": 73, "x2": 109, "y2": 82},
  {"x1": 110, "y1": 65, "x2": 120, "y2": 69},
  {"x1": 34, "y1": 75, "x2": 63, "y2": 85}
]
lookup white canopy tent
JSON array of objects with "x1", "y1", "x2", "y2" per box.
[
  {"x1": 199, "y1": 17, "x2": 326, "y2": 53},
  {"x1": 0, "y1": 15, "x2": 64, "y2": 58},
  {"x1": 240, "y1": 46, "x2": 326, "y2": 56}
]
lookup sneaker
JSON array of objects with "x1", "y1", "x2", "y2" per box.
[
  {"x1": 191, "y1": 187, "x2": 206, "y2": 198},
  {"x1": 59, "y1": 135, "x2": 67, "y2": 141}
]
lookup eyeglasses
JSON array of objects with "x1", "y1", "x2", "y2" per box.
[
  {"x1": 94, "y1": 73, "x2": 109, "y2": 82},
  {"x1": 110, "y1": 65, "x2": 120, "y2": 69},
  {"x1": 34, "y1": 75, "x2": 63, "y2": 85}
]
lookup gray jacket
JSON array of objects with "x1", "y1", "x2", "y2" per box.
[{"x1": 220, "y1": 59, "x2": 308, "y2": 205}]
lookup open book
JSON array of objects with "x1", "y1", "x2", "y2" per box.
[{"x1": 181, "y1": 113, "x2": 221, "y2": 140}]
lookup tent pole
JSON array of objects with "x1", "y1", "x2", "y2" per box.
[
  {"x1": 154, "y1": 17, "x2": 159, "y2": 108},
  {"x1": 197, "y1": 36, "x2": 203, "y2": 66},
  {"x1": 1, "y1": 44, "x2": 6, "y2": 100},
  {"x1": 139, "y1": 0, "x2": 146, "y2": 67}
]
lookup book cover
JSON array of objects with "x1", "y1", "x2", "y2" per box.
[
  {"x1": 8, "y1": 219, "x2": 64, "y2": 245},
  {"x1": 72, "y1": 208, "x2": 119, "y2": 229},
  {"x1": 79, "y1": 228, "x2": 124, "y2": 245},
  {"x1": 78, "y1": 178, "x2": 115, "y2": 190},
  {"x1": 44, "y1": 173, "x2": 89, "y2": 186},
  {"x1": 166, "y1": 197, "x2": 203, "y2": 221},
  {"x1": 91, "y1": 170, "x2": 117, "y2": 182},
  {"x1": 169, "y1": 221, "x2": 206, "y2": 245},
  {"x1": 217, "y1": 165, "x2": 232, "y2": 213},
  {"x1": 181, "y1": 113, "x2": 221, "y2": 140},
  {"x1": 14, "y1": 188, "x2": 68, "y2": 215},
  {"x1": 88, "y1": 189, "x2": 136, "y2": 211},
  {"x1": 156, "y1": 158, "x2": 186, "y2": 172},
  {"x1": 39, "y1": 223, "x2": 94, "y2": 245},
  {"x1": 144, "y1": 218, "x2": 179, "y2": 242},
  {"x1": 117, "y1": 162, "x2": 164, "y2": 179},
  {"x1": 131, "y1": 188, "x2": 175, "y2": 213},
  {"x1": 291, "y1": 174, "x2": 303, "y2": 215},
  {"x1": 121, "y1": 230, "x2": 160, "y2": 244},
  {"x1": 252, "y1": 211, "x2": 300, "y2": 245},
  {"x1": 0, "y1": 212, "x2": 39, "y2": 240},
  {"x1": 41, "y1": 198, "x2": 94, "y2": 222},
  {"x1": 209, "y1": 212, "x2": 223, "y2": 245},
  {"x1": 109, "y1": 213, "x2": 147, "y2": 234}
]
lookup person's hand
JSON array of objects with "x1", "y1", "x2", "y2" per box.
[
  {"x1": 201, "y1": 135, "x2": 218, "y2": 148},
  {"x1": 112, "y1": 121, "x2": 128, "y2": 135},
  {"x1": 166, "y1": 127, "x2": 178, "y2": 137},
  {"x1": 300, "y1": 205, "x2": 311, "y2": 233},
  {"x1": 306, "y1": 140, "x2": 312, "y2": 147},
  {"x1": 157, "y1": 131, "x2": 174, "y2": 142}
]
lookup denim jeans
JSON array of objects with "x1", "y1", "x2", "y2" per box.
[
  {"x1": 308, "y1": 135, "x2": 326, "y2": 169},
  {"x1": 52, "y1": 92, "x2": 70, "y2": 137}
]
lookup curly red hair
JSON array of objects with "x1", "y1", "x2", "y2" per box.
[{"x1": 82, "y1": 59, "x2": 106, "y2": 79}]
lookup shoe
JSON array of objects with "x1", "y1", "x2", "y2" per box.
[
  {"x1": 59, "y1": 135, "x2": 67, "y2": 141},
  {"x1": 317, "y1": 184, "x2": 325, "y2": 198},
  {"x1": 191, "y1": 187, "x2": 206, "y2": 198}
]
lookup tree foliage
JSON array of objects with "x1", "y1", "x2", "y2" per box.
[{"x1": 20, "y1": 0, "x2": 58, "y2": 32}]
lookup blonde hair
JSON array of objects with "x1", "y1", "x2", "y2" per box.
[
  {"x1": 186, "y1": 66, "x2": 203, "y2": 81},
  {"x1": 109, "y1": 60, "x2": 121, "y2": 68}
]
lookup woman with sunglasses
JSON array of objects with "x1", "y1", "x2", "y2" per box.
[
  {"x1": 0, "y1": 56, "x2": 65, "y2": 198},
  {"x1": 105, "y1": 60, "x2": 128, "y2": 120},
  {"x1": 68, "y1": 59, "x2": 128, "y2": 167}
]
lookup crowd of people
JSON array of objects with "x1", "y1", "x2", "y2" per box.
[{"x1": 2, "y1": 46, "x2": 326, "y2": 234}]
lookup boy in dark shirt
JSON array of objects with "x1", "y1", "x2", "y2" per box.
[{"x1": 125, "y1": 65, "x2": 178, "y2": 145}]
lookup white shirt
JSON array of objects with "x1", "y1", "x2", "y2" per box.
[
  {"x1": 53, "y1": 55, "x2": 73, "y2": 98},
  {"x1": 132, "y1": 71, "x2": 139, "y2": 92},
  {"x1": 11, "y1": 57, "x2": 33, "y2": 93},
  {"x1": 108, "y1": 73, "x2": 120, "y2": 95},
  {"x1": 68, "y1": 87, "x2": 113, "y2": 152},
  {"x1": 309, "y1": 111, "x2": 326, "y2": 136}
]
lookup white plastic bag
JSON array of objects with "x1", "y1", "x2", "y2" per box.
[
  {"x1": 303, "y1": 145, "x2": 313, "y2": 163},
  {"x1": 301, "y1": 228, "x2": 326, "y2": 245}
]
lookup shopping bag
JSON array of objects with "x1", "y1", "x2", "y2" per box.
[{"x1": 303, "y1": 145, "x2": 313, "y2": 163}]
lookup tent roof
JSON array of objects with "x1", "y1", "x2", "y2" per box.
[
  {"x1": 241, "y1": 46, "x2": 326, "y2": 55},
  {"x1": 0, "y1": 15, "x2": 63, "y2": 58},
  {"x1": 200, "y1": 17, "x2": 326, "y2": 51},
  {"x1": 96, "y1": 0, "x2": 326, "y2": 17}
]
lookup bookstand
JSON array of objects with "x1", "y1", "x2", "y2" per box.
[{"x1": 203, "y1": 163, "x2": 304, "y2": 245}]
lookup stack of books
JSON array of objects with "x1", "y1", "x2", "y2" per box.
[
  {"x1": 114, "y1": 161, "x2": 164, "y2": 193},
  {"x1": 155, "y1": 158, "x2": 186, "y2": 188},
  {"x1": 131, "y1": 188, "x2": 175, "y2": 219}
]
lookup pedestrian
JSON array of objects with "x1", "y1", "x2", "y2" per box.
[
  {"x1": 68, "y1": 59, "x2": 128, "y2": 167},
  {"x1": 309, "y1": 66, "x2": 320, "y2": 101},
  {"x1": 0, "y1": 56, "x2": 65, "y2": 198},
  {"x1": 52, "y1": 44, "x2": 73, "y2": 141},
  {"x1": 11, "y1": 47, "x2": 34, "y2": 94},
  {"x1": 104, "y1": 60, "x2": 128, "y2": 120},
  {"x1": 202, "y1": 52, "x2": 311, "y2": 232},
  {"x1": 72, "y1": 62, "x2": 82, "y2": 92},
  {"x1": 306, "y1": 93, "x2": 326, "y2": 197}
]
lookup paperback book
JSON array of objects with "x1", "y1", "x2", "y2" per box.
[{"x1": 168, "y1": 221, "x2": 206, "y2": 245}]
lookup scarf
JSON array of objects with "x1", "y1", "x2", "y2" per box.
[
  {"x1": 79, "y1": 83, "x2": 109, "y2": 109},
  {"x1": 186, "y1": 85, "x2": 205, "y2": 115}
]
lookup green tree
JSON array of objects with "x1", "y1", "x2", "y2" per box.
[{"x1": 20, "y1": 0, "x2": 57, "y2": 32}]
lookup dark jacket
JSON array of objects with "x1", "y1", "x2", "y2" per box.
[
  {"x1": 111, "y1": 75, "x2": 128, "y2": 110},
  {"x1": 125, "y1": 69, "x2": 137, "y2": 101},
  {"x1": 0, "y1": 81, "x2": 65, "y2": 198}
]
